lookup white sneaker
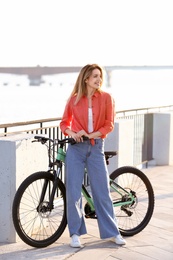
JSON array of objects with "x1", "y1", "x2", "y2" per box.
[
  {"x1": 70, "y1": 234, "x2": 82, "y2": 248},
  {"x1": 113, "y1": 235, "x2": 126, "y2": 245}
]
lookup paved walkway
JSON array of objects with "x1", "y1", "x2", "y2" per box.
[{"x1": 0, "y1": 165, "x2": 173, "y2": 260}]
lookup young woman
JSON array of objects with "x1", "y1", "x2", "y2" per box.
[{"x1": 60, "y1": 64, "x2": 126, "y2": 247}]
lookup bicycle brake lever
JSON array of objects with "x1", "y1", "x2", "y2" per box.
[
  {"x1": 70, "y1": 139, "x2": 77, "y2": 145},
  {"x1": 32, "y1": 136, "x2": 48, "y2": 144}
]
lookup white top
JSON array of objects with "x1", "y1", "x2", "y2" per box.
[{"x1": 88, "y1": 108, "x2": 93, "y2": 133}]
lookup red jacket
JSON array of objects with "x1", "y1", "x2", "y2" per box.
[{"x1": 60, "y1": 90, "x2": 115, "y2": 139}]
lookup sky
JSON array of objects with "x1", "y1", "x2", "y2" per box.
[{"x1": 0, "y1": 0, "x2": 173, "y2": 67}]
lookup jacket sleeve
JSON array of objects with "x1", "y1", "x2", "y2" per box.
[
  {"x1": 60, "y1": 98, "x2": 72, "y2": 135},
  {"x1": 98, "y1": 94, "x2": 115, "y2": 136}
]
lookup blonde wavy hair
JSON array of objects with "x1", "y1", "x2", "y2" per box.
[{"x1": 70, "y1": 64, "x2": 104, "y2": 104}]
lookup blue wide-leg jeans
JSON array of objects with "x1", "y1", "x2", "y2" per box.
[{"x1": 65, "y1": 138, "x2": 120, "y2": 239}]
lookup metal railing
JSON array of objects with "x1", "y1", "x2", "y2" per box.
[
  {"x1": 1, "y1": 105, "x2": 173, "y2": 166},
  {"x1": 0, "y1": 117, "x2": 63, "y2": 139},
  {"x1": 116, "y1": 105, "x2": 173, "y2": 165}
]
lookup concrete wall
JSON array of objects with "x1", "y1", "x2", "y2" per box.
[
  {"x1": 105, "y1": 119, "x2": 134, "y2": 174},
  {"x1": 152, "y1": 112, "x2": 173, "y2": 165},
  {"x1": 0, "y1": 134, "x2": 47, "y2": 243}
]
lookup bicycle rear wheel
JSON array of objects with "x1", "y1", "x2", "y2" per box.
[
  {"x1": 110, "y1": 166, "x2": 154, "y2": 236},
  {"x1": 12, "y1": 171, "x2": 67, "y2": 248}
]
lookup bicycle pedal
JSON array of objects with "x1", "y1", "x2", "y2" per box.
[{"x1": 85, "y1": 213, "x2": 97, "y2": 219}]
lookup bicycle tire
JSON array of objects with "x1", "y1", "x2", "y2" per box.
[
  {"x1": 12, "y1": 171, "x2": 67, "y2": 248},
  {"x1": 110, "y1": 166, "x2": 154, "y2": 236}
]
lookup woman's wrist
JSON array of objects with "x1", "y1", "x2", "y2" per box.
[
  {"x1": 65, "y1": 128, "x2": 74, "y2": 136},
  {"x1": 88, "y1": 131, "x2": 102, "y2": 139}
]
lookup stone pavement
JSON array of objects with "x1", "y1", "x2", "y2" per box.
[{"x1": 0, "y1": 165, "x2": 173, "y2": 260}]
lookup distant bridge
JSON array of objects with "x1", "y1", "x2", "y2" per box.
[
  {"x1": 0, "y1": 65, "x2": 118, "y2": 86},
  {"x1": 0, "y1": 66, "x2": 83, "y2": 85},
  {"x1": 0, "y1": 65, "x2": 172, "y2": 86}
]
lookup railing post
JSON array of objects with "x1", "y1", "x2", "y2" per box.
[
  {"x1": 4, "y1": 127, "x2": 7, "y2": 136},
  {"x1": 40, "y1": 122, "x2": 43, "y2": 134}
]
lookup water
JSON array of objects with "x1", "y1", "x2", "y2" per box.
[
  {"x1": 0, "y1": 68, "x2": 172, "y2": 124},
  {"x1": 0, "y1": 73, "x2": 76, "y2": 123},
  {"x1": 109, "y1": 68, "x2": 173, "y2": 111}
]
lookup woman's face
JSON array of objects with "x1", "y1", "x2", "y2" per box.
[{"x1": 85, "y1": 68, "x2": 102, "y2": 91}]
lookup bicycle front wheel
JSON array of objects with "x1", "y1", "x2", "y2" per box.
[
  {"x1": 110, "y1": 166, "x2": 154, "y2": 236},
  {"x1": 12, "y1": 171, "x2": 67, "y2": 248}
]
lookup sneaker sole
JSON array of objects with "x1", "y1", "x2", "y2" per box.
[{"x1": 70, "y1": 243, "x2": 82, "y2": 248}]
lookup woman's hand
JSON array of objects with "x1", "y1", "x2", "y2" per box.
[
  {"x1": 65, "y1": 128, "x2": 89, "y2": 142},
  {"x1": 75, "y1": 130, "x2": 89, "y2": 142},
  {"x1": 70, "y1": 130, "x2": 89, "y2": 142}
]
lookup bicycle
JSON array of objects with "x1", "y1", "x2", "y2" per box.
[{"x1": 12, "y1": 135, "x2": 155, "y2": 248}]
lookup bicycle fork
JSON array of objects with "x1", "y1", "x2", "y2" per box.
[{"x1": 37, "y1": 166, "x2": 62, "y2": 213}]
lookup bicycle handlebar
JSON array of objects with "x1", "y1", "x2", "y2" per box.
[
  {"x1": 33, "y1": 136, "x2": 54, "y2": 144},
  {"x1": 33, "y1": 135, "x2": 89, "y2": 145}
]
